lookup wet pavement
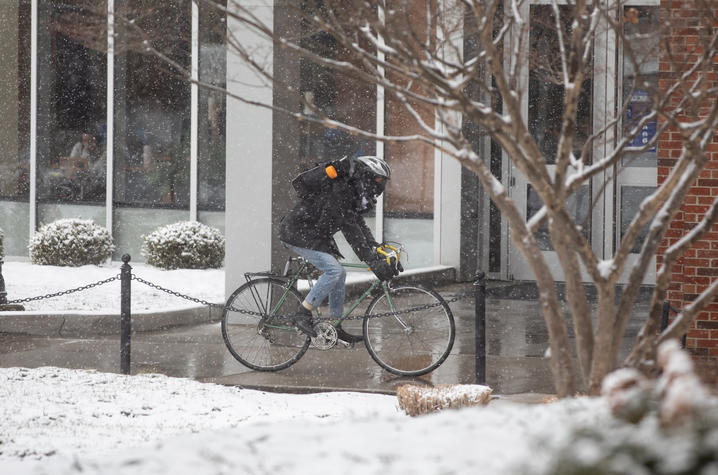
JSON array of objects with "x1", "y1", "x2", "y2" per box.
[{"x1": 0, "y1": 282, "x2": 648, "y2": 395}]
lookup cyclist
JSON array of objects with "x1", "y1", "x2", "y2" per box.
[{"x1": 280, "y1": 155, "x2": 401, "y2": 339}]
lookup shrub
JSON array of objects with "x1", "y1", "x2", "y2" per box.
[
  {"x1": 141, "y1": 221, "x2": 225, "y2": 269},
  {"x1": 29, "y1": 218, "x2": 114, "y2": 266}
]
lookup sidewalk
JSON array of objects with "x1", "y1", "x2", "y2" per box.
[{"x1": 0, "y1": 278, "x2": 650, "y2": 396}]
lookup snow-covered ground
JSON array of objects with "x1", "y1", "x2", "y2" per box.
[
  {"x1": 0, "y1": 366, "x2": 609, "y2": 474},
  {"x1": 2, "y1": 261, "x2": 225, "y2": 312}
]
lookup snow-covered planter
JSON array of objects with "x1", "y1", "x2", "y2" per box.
[
  {"x1": 29, "y1": 218, "x2": 114, "y2": 266},
  {"x1": 142, "y1": 221, "x2": 225, "y2": 270}
]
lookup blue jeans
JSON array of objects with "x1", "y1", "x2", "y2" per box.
[{"x1": 284, "y1": 243, "x2": 346, "y2": 317}]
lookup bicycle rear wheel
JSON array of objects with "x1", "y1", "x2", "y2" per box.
[
  {"x1": 363, "y1": 285, "x2": 455, "y2": 377},
  {"x1": 221, "y1": 277, "x2": 310, "y2": 371}
]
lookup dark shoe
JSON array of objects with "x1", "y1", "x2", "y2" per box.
[
  {"x1": 292, "y1": 307, "x2": 317, "y2": 337},
  {"x1": 336, "y1": 324, "x2": 363, "y2": 343}
]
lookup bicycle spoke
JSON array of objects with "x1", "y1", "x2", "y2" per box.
[
  {"x1": 363, "y1": 286, "x2": 455, "y2": 377},
  {"x1": 221, "y1": 278, "x2": 309, "y2": 371}
]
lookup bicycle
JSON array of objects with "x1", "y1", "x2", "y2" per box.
[{"x1": 221, "y1": 246, "x2": 455, "y2": 377}]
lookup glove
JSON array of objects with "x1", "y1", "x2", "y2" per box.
[
  {"x1": 369, "y1": 245, "x2": 402, "y2": 281},
  {"x1": 369, "y1": 257, "x2": 398, "y2": 281}
]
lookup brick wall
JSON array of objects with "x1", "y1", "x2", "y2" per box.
[{"x1": 657, "y1": 0, "x2": 718, "y2": 359}]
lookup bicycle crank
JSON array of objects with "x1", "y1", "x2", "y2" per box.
[{"x1": 310, "y1": 322, "x2": 338, "y2": 350}]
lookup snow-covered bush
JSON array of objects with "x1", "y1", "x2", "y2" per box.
[
  {"x1": 141, "y1": 221, "x2": 224, "y2": 269},
  {"x1": 29, "y1": 218, "x2": 114, "y2": 266},
  {"x1": 532, "y1": 340, "x2": 718, "y2": 475}
]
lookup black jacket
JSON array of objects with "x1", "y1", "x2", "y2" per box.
[{"x1": 279, "y1": 176, "x2": 378, "y2": 262}]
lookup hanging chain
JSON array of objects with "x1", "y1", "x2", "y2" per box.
[
  {"x1": 132, "y1": 274, "x2": 474, "y2": 322},
  {"x1": 6, "y1": 275, "x2": 120, "y2": 304},
  {"x1": 6, "y1": 272, "x2": 474, "y2": 322}
]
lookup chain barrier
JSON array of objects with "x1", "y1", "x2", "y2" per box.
[
  {"x1": 5, "y1": 272, "x2": 474, "y2": 321},
  {"x1": 6, "y1": 275, "x2": 120, "y2": 305},
  {"x1": 131, "y1": 273, "x2": 474, "y2": 322}
]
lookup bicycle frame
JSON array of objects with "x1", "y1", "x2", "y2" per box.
[{"x1": 247, "y1": 258, "x2": 394, "y2": 331}]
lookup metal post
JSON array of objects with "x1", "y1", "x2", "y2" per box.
[
  {"x1": 660, "y1": 301, "x2": 670, "y2": 332},
  {"x1": 474, "y1": 271, "x2": 486, "y2": 385},
  {"x1": 120, "y1": 254, "x2": 132, "y2": 374},
  {"x1": 0, "y1": 258, "x2": 7, "y2": 305},
  {"x1": 0, "y1": 259, "x2": 25, "y2": 311}
]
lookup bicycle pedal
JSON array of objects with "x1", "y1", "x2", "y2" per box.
[{"x1": 337, "y1": 339, "x2": 353, "y2": 349}]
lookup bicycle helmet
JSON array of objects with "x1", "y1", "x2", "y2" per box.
[{"x1": 354, "y1": 156, "x2": 391, "y2": 197}]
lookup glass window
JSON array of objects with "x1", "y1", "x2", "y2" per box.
[
  {"x1": 0, "y1": 1, "x2": 31, "y2": 257},
  {"x1": 527, "y1": 184, "x2": 590, "y2": 252},
  {"x1": 36, "y1": 1, "x2": 107, "y2": 205},
  {"x1": 529, "y1": 5, "x2": 592, "y2": 165},
  {"x1": 620, "y1": 185, "x2": 656, "y2": 253},
  {"x1": 0, "y1": 1, "x2": 31, "y2": 203},
  {"x1": 383, "y1": 1, "x2": 435, "y2": 269},
  {"x1": 621, "y1": 6, "x2": 659, "y2": 167},
  {"x1": 113, "y1": 0, "x2": 191, "y2": 209},
  {"x1": 298, "y1": 3, "x2": 378, "y2": 262},
  {"x1": 198, "y1": 1, "x2": 226, "y2": 211},
  {"x1": 527, "y1": 5, "x2": 592, "y2": 251}
]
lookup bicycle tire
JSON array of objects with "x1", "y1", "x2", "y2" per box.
[
  {"x1": 221, "y1": 277, "x2": 310, "y2": 372},
  {"x1": 363, "y1": 285, "x2": 455, "y2": 377}
]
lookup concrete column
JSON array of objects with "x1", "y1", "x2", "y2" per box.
[{"x1": 224, "y1": 1, "x2": 275, "y2": 296}]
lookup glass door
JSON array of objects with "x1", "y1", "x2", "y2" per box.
[
  {"x1": 508, "y1": 3, "x2": 594, "y2": 281},
  {"x1": 613, "y1": 4, "x2": 659, "y2": 284}
]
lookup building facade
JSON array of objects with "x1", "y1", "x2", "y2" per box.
[
  {"x1": 0, "y1": 0, "x2": 226, "y2": 263},
  {"x1": 0, "y1": 1, "x2": 716, "y2": 357}
]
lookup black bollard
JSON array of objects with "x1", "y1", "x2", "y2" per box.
[
  {"x1": 120, "y1": 254, "x2": 132, "y2": 375},
  {"x1": 0, "y1": 258, "x2": 7, "y2": 305},
  {"x1": 474, "y1": 271, "x2": 486, "y2": 385},
  {"x1": 0, "y1": 258, "x2": 25, "y2": 311}
]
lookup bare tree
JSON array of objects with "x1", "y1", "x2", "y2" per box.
[{"x1": 63, "y1": 0, "x2": 718, "y2": 396}]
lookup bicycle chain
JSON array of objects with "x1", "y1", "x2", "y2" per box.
[
  {"x1": 6, "y1": 275, "x2": 120, "y2": 304},
  {"x1": 132, "y1": 274, "x2": 473, "y2": 322}
]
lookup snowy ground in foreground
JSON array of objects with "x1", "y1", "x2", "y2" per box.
[
  {"x1": 0, "y1": 367, "x2": 608, "y2": 475},
  {"x1": 2, "y1": 261, "x2": 225, "y2": 312}
]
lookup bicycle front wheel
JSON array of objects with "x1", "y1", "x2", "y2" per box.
[
  {"x1": 363, "y1": 285, "x2": 455, "y2": 377},
  {"x1": 221, "y1": 278, "x2": 310, "y2": 372}
]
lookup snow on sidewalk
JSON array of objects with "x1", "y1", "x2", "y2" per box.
[
  {"x1": 0, "y1": 367, "x2": 608, "y2": 475},
  {"x1": 2, "y1": 261, "x2": 225, "y2": 313}
]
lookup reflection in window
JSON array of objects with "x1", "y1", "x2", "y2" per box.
[
  {"x1": 620, "y1": 186, "x2": 656, "y2": 254},
  {"x1": 621, "y1": 6, "x2": 659, "y2": 168},
  {"x1": 0, "y1": 1, "x2": 31, "y2": 201},
  {"x1": 529, "y1": 5, "x2": 592, "y2": 164},
  {"x1": 383, "y1": 1, "x2": 434, "y2": 268},
  {"x1": 527, "y1": 184, "x2": 590, "y2": 252},
  {"x1": 297, "y1": 2, "x2": 378, "y2": 261},
  {"x1": 37, "y1": 1, "x2": 107, "y2": 203},
  {"x1": 199, "y1": 2, "x2": 226, "y2": 211},
  {"x1": 113, "y1": 0, "x2": 191, "y2": 208}
]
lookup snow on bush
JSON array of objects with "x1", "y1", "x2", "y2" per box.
[
  {"x1": 531, "y1": 340, "x2": 718, "y2": 475},
  {"x1": 28, "y1": 218, "x2": 114, "y2": 266},
  {"x1": 142, "y1": 221, "x2": 224, "y2": 270}
]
